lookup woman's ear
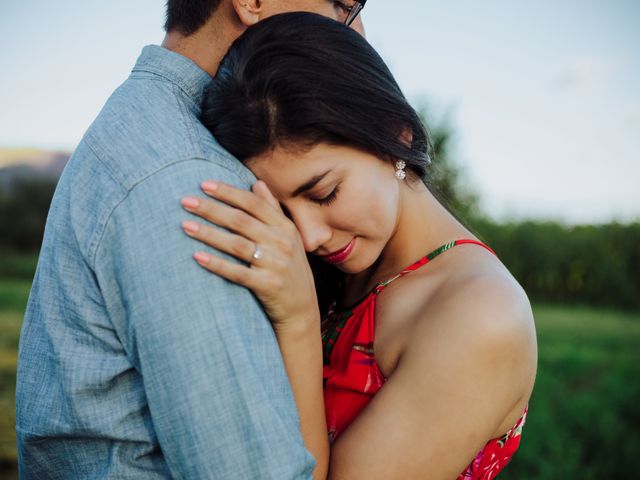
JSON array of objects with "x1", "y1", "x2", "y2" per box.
[
  {"x1": 231, "y1": 0, "x2": 262, "y2": 26},
  {"x1": 400, "y1": 127, "x2": 413, "y2": 147}
]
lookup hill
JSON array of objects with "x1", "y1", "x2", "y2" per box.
[{"x1": 0, "y1": 149, "x2": 69, "y2": 192}]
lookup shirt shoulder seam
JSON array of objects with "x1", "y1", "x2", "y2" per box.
[{"x1": 89, "y1": 157, "x2": 243, "y2": 269}]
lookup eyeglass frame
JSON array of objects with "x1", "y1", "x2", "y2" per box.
[{"x1": 344, "y1": 0, "x2": 366, "y2": 26}]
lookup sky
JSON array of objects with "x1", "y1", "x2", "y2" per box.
[{"x1": 1, "y1": 0, "x2": 639, "y2": 224}]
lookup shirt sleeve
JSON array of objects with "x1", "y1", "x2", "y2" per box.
[{"x1": 94, "y1": 158, "x2": 316, "y2": 479}]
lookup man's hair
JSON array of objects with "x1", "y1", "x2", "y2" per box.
[{"x1": 164, "y1": 0, "x2": 222, "y2": 35}]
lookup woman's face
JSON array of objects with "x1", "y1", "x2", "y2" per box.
[{"x1": 247, "y1": 143, "x2": 402, "y2": 274}]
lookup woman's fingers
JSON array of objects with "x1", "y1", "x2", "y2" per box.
[
  {"x1": 192, "y1": 251, "x2": 260, "y2": 290},
  {"x1": 201, "y1": 181, "x2": 285, "y2": 226},
  {"x1": 181, "y1": 195, "x2": 271, "y2": 243},
  {"x1": 182, "y1": 220, "x2": 258, "y2": 264},
  {"x1": 252, "y1": 180, "x2": 284, "y2": 214},
  {"x1": 181, "y1": 181, "x2": 319, "y2": 329}
]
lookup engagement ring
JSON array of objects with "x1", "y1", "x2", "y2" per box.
[{"x1": 252, "y1": 244, "x2": 263, "y2": 262}]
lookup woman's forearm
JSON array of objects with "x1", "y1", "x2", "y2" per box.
[{"x1": 275, "y1": 317, "x2": 329, "y2": 480}]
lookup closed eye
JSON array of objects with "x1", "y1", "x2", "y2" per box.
[{"x1": 312, "y1": 184, "x2": 340, "y2": 206}]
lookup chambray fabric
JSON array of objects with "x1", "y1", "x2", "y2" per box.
[{"x1": 16, "y1": 45, "x2": 315, "y2": 479}]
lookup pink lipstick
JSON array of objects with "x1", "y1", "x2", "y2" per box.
[{"x1": 321, "y1": 239, "x2": 355, "y2": 264}]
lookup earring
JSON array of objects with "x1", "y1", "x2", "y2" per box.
[{"x1": 395, "y1": 160, "x2": 406, "y2": 180}]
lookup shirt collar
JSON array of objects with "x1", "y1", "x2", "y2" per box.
[{"x1": 132, "y1": 45, "x2": 212, "y2": 106}]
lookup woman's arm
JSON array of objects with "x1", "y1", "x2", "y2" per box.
[
  {"x1": 326, "y1": 274, "x2": 537, "y2": 479},
  {"x1": 181, "y1": 180, "x2": 330, "y2": 479}
]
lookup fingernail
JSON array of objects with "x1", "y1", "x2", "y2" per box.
[
  {"x1": 201, "y1": 181, "x2": 218, "y2": 192},
  {"x1": 194, "y1": 252, "x2": 212, "y2": 265},
  {"x1": 181, "y1": 197, "x2": 200, "y2": 210},
  {"x1": 182, "y1": 221, "x2": 200, "y2": 234}
]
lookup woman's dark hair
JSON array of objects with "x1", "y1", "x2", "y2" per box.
[
  {"x1": 201, "y1": 12, "x2": 433, "y2": 315},
  {"x1": 164, "y1": 0, "x2": 222, "y2": 36}
]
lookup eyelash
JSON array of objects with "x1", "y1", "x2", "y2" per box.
[{"x1": 313, "y1": 185, "x2": 340, "y2": 206}]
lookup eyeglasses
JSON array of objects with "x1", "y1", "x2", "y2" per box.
[{"x1": 343, "y1": 0, "x2": 366, "y2": 26}]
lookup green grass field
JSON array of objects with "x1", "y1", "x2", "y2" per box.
[
  {"x1": 1, "y1": 265, "x2": 638, "y2": 478},
  {"x1": 0, "y1": 283, "x2": 27, "y2": 478},
  {"x1": 501, "y1": 304, "x2": 640, "y2": 479}
]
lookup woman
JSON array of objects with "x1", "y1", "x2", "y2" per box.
[{"x1": 179, "y1": 12, "x2": 537, "y2": 480}]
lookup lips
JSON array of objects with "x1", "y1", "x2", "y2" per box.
[{"x1": 320, "y1": 239, "x2": 355, "y2": 264}]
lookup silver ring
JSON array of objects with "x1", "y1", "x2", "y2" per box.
[{"x1": 251, "y1": 244, "x2": 263, "y2": 262}]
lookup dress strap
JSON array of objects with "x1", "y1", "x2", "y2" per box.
[{"x1": 373, "y1": 239, "x2": 495, "y2": 294}]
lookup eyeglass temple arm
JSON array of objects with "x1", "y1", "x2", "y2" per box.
[{"x1": 346, "y1": 0, "x2": 366, "y2": 25}]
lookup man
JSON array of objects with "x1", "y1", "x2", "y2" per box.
[{"x1": 16, "y1": 1, "x2": 365, "y2": 478}]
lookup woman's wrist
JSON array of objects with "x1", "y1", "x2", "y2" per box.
[{"x1": 273, "y1": 311, "x2": 321, "y2": 339}]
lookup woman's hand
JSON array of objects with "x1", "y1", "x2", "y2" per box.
[
  {"x1": 182, "y1": 180, "x2": 330, "y2": 476},
  {"x1": 181, "y1": 180, "x2": 320, "y2": 332}
]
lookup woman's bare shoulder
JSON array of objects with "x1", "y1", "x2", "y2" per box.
[
  {"x1": 432, "y1": 261, "x2": 534, "y2": 333},
  {"x1": 376, "y1": 250, "x2": 537, "y2": 395},
  {"x1": 408, "y1": 263, "x2": 538, "y2": 411}
]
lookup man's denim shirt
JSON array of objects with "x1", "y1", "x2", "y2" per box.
[{"x1": 16, "y1": 45, "x2": 315, "y2": 479}]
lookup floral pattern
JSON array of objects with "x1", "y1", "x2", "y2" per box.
[{"x1": 458, "y1": 408, "x2": 527, "y2": 480}]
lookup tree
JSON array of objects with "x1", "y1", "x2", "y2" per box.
[
  {"x1": 416, "y1": 105, "x2": 480, "y2": 223},
  {"x1": 0, "y1": 178, "x2": 57, "y2": 251}
]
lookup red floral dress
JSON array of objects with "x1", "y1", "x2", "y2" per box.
[{"x1": 321, "y1": 239, "x2": 527, "y2": 480}]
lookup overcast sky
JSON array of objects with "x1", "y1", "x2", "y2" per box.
[{"x1": 1, "y1": 0, "x2": 638, "y2": 224}]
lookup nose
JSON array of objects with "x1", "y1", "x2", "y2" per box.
[{"x1": 290, "y1": 209, "x2": 332, "y2": 253}]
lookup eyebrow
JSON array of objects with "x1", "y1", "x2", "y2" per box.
[{"x1": 292, "y1": 170, "x2": 332, "y2": 197}]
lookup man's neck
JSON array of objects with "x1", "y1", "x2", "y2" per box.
[{"x1": 161, "y1": 14, "x2": 245, "y2": 77}]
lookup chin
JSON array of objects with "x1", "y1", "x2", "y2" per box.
[
  {"x1": 334, "y1": 263, "x2": 360, "y2": 274},
  {"x1": 338, "y1": 251, "x2": 379, "y2": 275}
]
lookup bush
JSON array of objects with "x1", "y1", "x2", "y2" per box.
[
  {"x1": 473, "y1": 219, "x2": 640, "y2": 310},
  {"x1": 0, "y1": 178, "x2": 57, "y2": 252}
]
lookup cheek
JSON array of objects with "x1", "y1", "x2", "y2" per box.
[
  {"x1": 337, "y1": 176, "x2": 399, "y2": 236},
  {"x1": 366, "y1": 192, "x2": 399, "y2": 236}
]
